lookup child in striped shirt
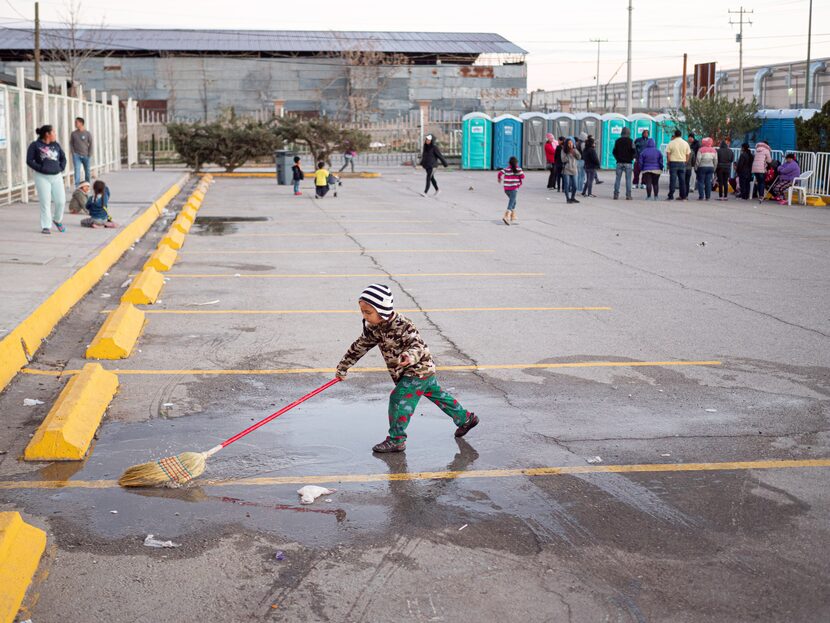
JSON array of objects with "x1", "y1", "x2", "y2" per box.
[{"x1": 497, "y1": 157, "x2": 525, "y2": 225}]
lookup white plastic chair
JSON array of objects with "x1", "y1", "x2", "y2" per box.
[{"x1": 787, "y1": 171, "x2": 812, "y2": 205}]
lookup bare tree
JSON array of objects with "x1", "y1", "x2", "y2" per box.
[
  {"x1": 42, "y1": 0, "x2": 111, "y2": 90},
  {"x1": 159, "y1": 53, "x2": 178, "y2": 119}
]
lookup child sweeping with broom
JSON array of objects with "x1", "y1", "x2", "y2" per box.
[{"x1": 336, "y1": 284, "x2": 479, "y2": 453}]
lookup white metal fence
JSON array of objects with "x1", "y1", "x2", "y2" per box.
[{"x1": 0, "y1": 69, "x2": 121, "y2": 205}]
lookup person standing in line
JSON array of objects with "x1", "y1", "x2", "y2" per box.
[
  {"x1": 752, "y1": 140, "x2": 772, "y2": 202},
  {"x1": 576, "y1": 132, "x2": 587, "y2": 194},
  {"x1": 581, "y1": 136, "x2": 600, "y2": 197},
  {"x1": 420, "y1": 134, "x2": 447, "y2": 197},
  {"x1": 637, "y1": 138, "x2": 663, "y2": 201},
  {"x1": 612, "y1": 127, "x2": 635, "y2": 200},
  {"x1": 665, "y1": 130, "x2": 691, "y2": 200},
  {"x1": 736, "y1": 143, "x2": 753, "y2": 200},
  {"x1": 26, "y1": 125, "x2": 68, "y2": 234},
  {"x1": 339, "y1": 145, "x2": 356, "y2": 173},
  {"x1": 497, "y1": 156, "x2": 525, "y2": 225},
  {"x1": 70, "y1": 117, "x2": 92, "y2": 185},
  {"x1": 291, "y1": 156, "x2": 304, "y2": 196},
  {"x1": 715, "y1": 140, "x2": 735, "y2": 201},
  {"x1": 587, "y1": 134, "x2": 603, "y2": 185},
  {"x1": 694, "y1": 137, "x2": 718, "y2": 200},
  {"x1": 561, "y1": 138, "x2": 582, "y2": 204},
  {"x1": 684, "y1": 132, "x2": 700, "y2": 200},
  {"x1": 544, "y1": 133, "x2": 557, "y2": 189},
  {"x1": 552, "y1": 136, "x2": 565, "y2": 192},
  {"x1": 633, "y1": 129, "x2": 649, "y2": 189}
]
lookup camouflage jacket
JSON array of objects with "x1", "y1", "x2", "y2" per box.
[{"x1": 337, "y1": 313, "x2": 436, "y2": 383}]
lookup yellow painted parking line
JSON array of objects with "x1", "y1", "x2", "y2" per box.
[
  {"x1": 161, "y1": 272, "x2": 545, "y2": 279},
  {"x1": 0, "y1": 458, "x2": 827, "y2": 490},
  {"x1": 182, "y1": 249, "x2": 495, "y2": 255},
  {"x1": 198, "y1": 232, "x2": 460, "y2": 238},
  {"x1": 116, "y1": 306, "x2": 612, "y2": 315},
  {"x1": 260, "y1": 219, "x2": 432, "y2": 223},
  {"x1": 21, "y1": 360, "x2": 721, "y2": 377}
]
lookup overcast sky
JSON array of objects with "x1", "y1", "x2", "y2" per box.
[{"x1": 2, "y1": 0, "x2": 828, "y2": 91}]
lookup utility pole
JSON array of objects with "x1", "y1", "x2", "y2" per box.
[
  {"x1": 729, "y1": 6, "x2": 753, "y2": 99},
  {"x1": 34, "y1": 1, "x2": 41, "y2": 82},
  {"x1": 682, "y1": 53, "x2": 688, "y2": 107},
  {"x1": 804, "y1": 0, "x2": 813, "y2": 107},
  {"x1": 590, "y1": 38, "x2": 608, "y2": 111},
  {"x1": 626, "y1": 0, "x2": 633, "y2": 116}
]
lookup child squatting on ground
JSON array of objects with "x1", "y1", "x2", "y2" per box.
[{"x1": 336, "y1": 284, "x2": 479, "y2": 453}]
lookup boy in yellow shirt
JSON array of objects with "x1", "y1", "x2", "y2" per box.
[{"x1": 314, "y1": 161, "x2": 330, "y2": 198}]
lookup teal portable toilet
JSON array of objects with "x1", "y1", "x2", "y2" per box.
[
  {"x1": 462, "y1": 112, "x2": 492, "y2": 170},
  {"x1": 601, "y1": 113, "x2": 628, "y2": 169},
  {"x1": 652, "y1": 113, "x2": 673, "y2": 149},
  {"x1": 492, "y1": 114, "x2": 523, "y2": 170},
  {"x1": 520, "y1": 112, "x2": 548, "y2": 170},
  {"x1": 628, "y1": 113, "x2": 656, "y2": 143}
]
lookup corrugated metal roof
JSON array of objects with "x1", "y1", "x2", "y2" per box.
[{"x1": 0, "y1": 28, "x2": 527, "y2": 55}]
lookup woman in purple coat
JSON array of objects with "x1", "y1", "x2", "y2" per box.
[
  {"x1": 637, "y1": 138, "x2": 664, "y2": 200},
  {"x1": 770, "y1": 153, "x2": 801, "y2": 202}
]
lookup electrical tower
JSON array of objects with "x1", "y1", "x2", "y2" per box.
[{"x1": 729, "y1": 6, "x2": 753, "y2": 98}]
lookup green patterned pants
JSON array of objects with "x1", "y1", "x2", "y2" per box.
[{"x1": 388, "y1": 375, "x2": 470, "y2": 444}]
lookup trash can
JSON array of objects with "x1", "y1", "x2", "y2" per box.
[{"x1": 274, "y1": 150, "x2": 296, "y2": 185}]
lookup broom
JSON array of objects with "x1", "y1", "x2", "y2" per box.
[{"x1": 118, "y1": 378, "x2": 341, "y2": 487}]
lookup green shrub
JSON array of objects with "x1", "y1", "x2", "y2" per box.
[{"x1": 795, "y1": 100, "x2": 830, "y2": 152}]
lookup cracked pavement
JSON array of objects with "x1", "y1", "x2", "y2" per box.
[{"x1": 1, "y1": 167, "x2": 829, "y2": 622}]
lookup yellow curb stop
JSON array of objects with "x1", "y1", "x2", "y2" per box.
[
  {"x1": 0, "y1": 512, "x2": 46, "y2": 623},
  {"x1": 173, "y1": 215, "x2": 193, "y2": 235},
  {"x1": 180, "y1": 206, "x2": 198, "y2": 223},
  {"x1": 24, "y1": 363, "x2": 119, "y2": 461},
  {"x1": 161, "y1": 227, "x2": 186, "y2": 250},
  {"x1": 144, "y1": 245, "x2": 178, "y2": 272},
  {"x1": 121, "y1": 267, "x2": 165, "y2": 305},
  {"x1": 86, "y1": 303, "x2": 146, "y2": 359}
]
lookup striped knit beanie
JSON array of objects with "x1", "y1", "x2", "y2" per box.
[{"x1": 360, "y1": 284, "x2": 394, "y2": 319}]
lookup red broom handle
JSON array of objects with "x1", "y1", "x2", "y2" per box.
[{"x1": 210, "y1": 378, "x2": 341, "y2": 453}]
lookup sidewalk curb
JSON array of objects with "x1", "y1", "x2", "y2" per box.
[
  {"x1": 24, "y1": 363, "x2": 119, "y2": 461},
  {"x1": 0, "y1": 173, "x2": 188, "y2": 392},
  {"x1": 0, "y1": 511, "x2": 47, "y2": 623}
]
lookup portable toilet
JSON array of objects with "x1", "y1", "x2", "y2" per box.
[
  {"x1": 628, "y1": 113, "x2": 656, "y2": 143},
  {"x1": 520, "y1": 112, "x2": 548, "y2": 170},
  {"x1": 461, "y1": 112, "x2": 492, "y2": 170},
  {"x1": 652, "y1": 113, "x2": 673, "y2": 148},
  {"x1": 575, "y1": 112, "x2": 602, "y2": 162},
  {"x1": 492, "y1": 114, "x2": 523, "y2": 170},
  {"x1": 547, "y1": 112, "x2": 576, "y2": 140},
  {"x1": 601, "y1": 113, "x2": 628, "y2": 169}
]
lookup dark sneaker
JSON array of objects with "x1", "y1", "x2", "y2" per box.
[
  {"x1": 41, "y1": 228, "x2": 51, "y2": 234},
  {"x1": 455, "y1": 413, "x2": 479, "y2": 438},
  {"x1": 372, "y1": 438, "x2": 405, "y2": 453}
]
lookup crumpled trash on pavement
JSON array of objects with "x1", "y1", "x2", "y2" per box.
[
  {"x1": 23, "y1": 398, "x2": 44, "y2": 406},
  {"x1": 143, "y1": 534, "x2": 181, "y2": 548},
  {"x1": 586, "y1": 456, "x2": 603, "y2": 464},
  {"x1": 297, "y1": 485, "x2": 336, "y2": 504}
]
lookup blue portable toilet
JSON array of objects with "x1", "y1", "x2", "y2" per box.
[
  {"x1": 754, "y1": 109, "x2": 815, "y2": 153},
  {"x1": 462, "y1": 112, "x2": 492, "y2": 169},
  {"x1": 652, "y1": 113, "x2": 675, "y2": 149},
  {"x1": 547, "y1": 112, "x2": 576, "y2": 140},
  {"x1": 628, "y1": 113, "x2": 656, "y2": 144},
  {"x1": 492, "y1": 114, "x2": 523, "y2": 170},
  {"x1": 575, "y1": 112, "x2": 602, "y2": 162},
  {"x1": 601, "y1": 113, "x2": 628, "y2": 169},
  {"x1": 520, "y1": 112, "x2": 548, "y2": 170}
]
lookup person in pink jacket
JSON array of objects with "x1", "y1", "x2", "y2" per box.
[{"x1": 752, "y1": 141, "x2": 772, "y2": 202}]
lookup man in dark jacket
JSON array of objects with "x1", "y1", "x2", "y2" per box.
[
  {"x1": 633, "y1": 130, "x2": 649, "y2": 189},
  {"x1": 420, "y1": 134, "x2": 448, "y2": 197},
  {"x1": 715, "y1": 141, "x2": 735, "y2": 200},
  {"x1": 552, "y1": 136, "x2": 565, "y2": 192},
  {"x1": 612, "y1": 127, "x2": 636, "y2": 200},
  {"x1": 684, "y1": 133, "x2": 700, "y2": 200},
  {"x1": 735, "y1": 143, "x2": 753, "y2": 200}
]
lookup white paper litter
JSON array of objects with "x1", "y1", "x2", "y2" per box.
[
  {"x1": 704, "y1": 408, "x2": 718, "y2": 413},
  {"x1": 100, "y1": 293, "x2": 111, "y2": 298},
  {"x1": 120, "y1": 278, "x2": 132, "y2": 288},
  {"x1": 458, "y1": 524, "x2": 468, "y2": 531},
  {"x1": 110, "y1": 510, "x2": 118, "y2": 514},
  {"x1": 23, "y1": 399, "x2": 44, "y2": 406},
  {"x1": 191, "y1": 300, "x2": 220, "y2": 306},
  {"x1": 143, "y1": 534, "x2": 180, "y2": 548},
  {"x1": 297, "y1": 485, "x2": 336, "y2": 504},
  {"x1": 661, "y1": 453, "x2": 671, "y2": 457},
  {"x1": 162, "y1": 403, "x2": 174, "y2": 407},
  {"x1": 586, "y1": 456, "x2": 603, "y2": 464}
]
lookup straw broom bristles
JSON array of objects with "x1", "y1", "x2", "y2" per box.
[{"x1": 118, "y1": 451, "x2": 208, "y2": 487}]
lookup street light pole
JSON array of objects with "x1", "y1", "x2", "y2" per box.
[
  {"x1": 804, "y1": 0, "x2": 813, "y2": 107},
  {"x1": 590, "y1": 38, "x2": 608, "y2": 111},
  {"x1": 626, "y1": 0, "x2": 633, "y2": 116}
]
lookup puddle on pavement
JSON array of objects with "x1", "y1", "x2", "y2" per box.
[{"x1": 192, "y1": 216, "x2": 271, "y2": 236}]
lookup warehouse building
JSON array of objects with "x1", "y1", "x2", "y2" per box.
[
  {"x1": 0, "y1": 28, "x2": 527, "y2": 120},
  {"x1": 532, "y1": 57, "x2": 828, "y2": 113}
]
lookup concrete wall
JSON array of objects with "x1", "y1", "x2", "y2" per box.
[
  {"x1": 0, "y1": 57, "x2": 527, "y2": 120},
  {"x1": 532, "y1": 58, "x2": 829, "y2": 113}
]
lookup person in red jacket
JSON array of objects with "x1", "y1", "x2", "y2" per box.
[{"x1": 544, "y1": 133, "x2": 556, "y2": 189}]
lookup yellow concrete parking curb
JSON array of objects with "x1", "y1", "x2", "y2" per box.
[
  {"x1": 0, "y1": 511, "x2": 46, "y2": 623},
  {"x1": 161, "y1": 227, "x2": 186, "y2": 250},
  {"x1": 0, "y1": 174, "x2": 187, "y2": 392},
  {"x1": 180, "y1": 206, "x2": 198, "y2": 223},
  {"x1": 173, "y1": 215, "x2": 193, "y2": 235},
  {"x1": 144, "y1": 245, "x2": 178, "y2": 272},
  {"x1": 24, "y1": 363, "x2": 119, "y2": 461},
  {"x1": 86, "y1": 303, "x2": 146, "y2": 359},
  {"x1": 121, "y1": 267, "x2": 165, "y2": 305},
  {"x1": 186, "y1": 197, "x2": 202, "y2": 211}
]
